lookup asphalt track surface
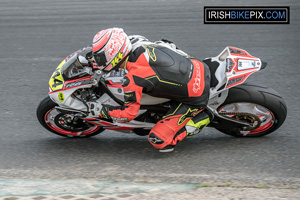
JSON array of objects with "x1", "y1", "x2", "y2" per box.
[{"x1": 0, "y1": 0, "x2": 299, "y2": 190}]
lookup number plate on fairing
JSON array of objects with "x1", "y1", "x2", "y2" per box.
[
  {"x1": 237, "y1": 59, "x2": 260, "y2": 70},
  {"x1": 49, "y1": 60, "x2": 65, "y2": 92}
]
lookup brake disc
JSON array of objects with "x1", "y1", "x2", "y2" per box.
[{"x1": 54, "y1": 112, "x2": 91, "y2": 131}]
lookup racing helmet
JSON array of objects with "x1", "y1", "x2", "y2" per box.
[{"x1": 92, "y1": 28, "x2": 132, "y2": 72}]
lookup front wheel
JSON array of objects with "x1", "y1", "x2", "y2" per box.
[
  {"x1": 36, "y1": 96, "x2": 104, "y2": 138},
  {"x1": 216, "y1": 83, "x2": 287, "y2": 137}
]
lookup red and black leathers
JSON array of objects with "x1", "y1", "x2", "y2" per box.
[{"x1": 109, "y1": 44, "x2": 211, "y2": 150}]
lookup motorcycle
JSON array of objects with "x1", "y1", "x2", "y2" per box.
[{"x1": 36, "y1": 44, "x2": 287, "y2": 138}]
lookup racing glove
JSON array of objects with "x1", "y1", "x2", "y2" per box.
[{"x1": 99, "y1": 105, "x2": 111, "y2": 120}]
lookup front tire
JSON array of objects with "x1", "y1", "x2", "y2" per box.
[
  {"x1": 36, "y1": 96, "x2": 104, "y2": 138},
  {"x1": 216, "y1": 83, "x2": 287, "y2": 137}
]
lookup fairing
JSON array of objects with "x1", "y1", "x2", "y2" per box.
[{"x1": 205, "y1": 46, "x2": 261, "y2": 99}]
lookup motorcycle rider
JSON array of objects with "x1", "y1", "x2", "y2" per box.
[{"x1": 89, "y1": 28, "x2": 213, "y2": 152}]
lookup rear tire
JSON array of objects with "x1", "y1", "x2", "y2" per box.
[
  {"x1": 36, "y1": 96, "x2": 104, "y2": 138},
  {"x1": 216, "y1": 82, "x2": 287, "y2": 137}
]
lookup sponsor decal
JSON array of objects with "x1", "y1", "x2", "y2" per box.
[
  {"x1": 143, "y1": 45, "x2": 157, "y2": 62},
  {"x1": 178, "y1": 108, "x2": 199, "y2": 125},
  {"x1": 229, "y1": 48, "x2": 245, "y2": 55},
  {"x1": 192, "y1": 109, "x2": 203, "y2": 117},
  {"x1": 58, "y1": 92, "x2": 64, "y2": 102},
  {"x1": 111, "y1": 117, "x2": 128, "y2": 122},
  {"x1": 209, "y1": 101, "x2": 220, "y2": 106},
  {"x1": 192, "y1": 62, "x2": 201, "y2": 94},
  {"x1": 111, "y1": 52, "x2": 124, "y2": 67},
  {"x1": 149, "y1": 133, "x2": 164, "y2": 144},
  {"x1": 65, "y1": 79, "x2": 94, "y2": 89},
  {"x1": 150, "y1": 137, "x2": 163, "y2": 144},
  {"x1": 227, "y1": 75, "x2": 245, "y2": 87}
]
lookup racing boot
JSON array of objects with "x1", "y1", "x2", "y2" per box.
[
  {"x1": 159, "y1": 145, "x2": 175, "y2": 153},
  {"x1": 185, "y1": 109, "x2": 214, "y2": 136}
]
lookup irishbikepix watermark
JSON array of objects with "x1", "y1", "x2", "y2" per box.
[{"x1": 204, "y1": 7, "x2": 290, "y2": 24}]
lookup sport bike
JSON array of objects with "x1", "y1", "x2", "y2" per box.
[{"x1": 37, "y1": 45, "x2": 287, "y2": 138}]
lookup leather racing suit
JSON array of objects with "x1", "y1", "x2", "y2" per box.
[{"x1": 108, "y1": 44, "x2": 211, "y2": 150}]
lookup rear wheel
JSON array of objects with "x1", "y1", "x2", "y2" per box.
[
  {"x1": 37, "y1": 96, "x2": 104, "y2": 138},
  {"x1": 216, "y1": 83, "x2": 287, "y2": 137}
]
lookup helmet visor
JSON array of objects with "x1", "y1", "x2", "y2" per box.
[{"x1": 93, "y1": 51, "x2": 107, "y2": 67}]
